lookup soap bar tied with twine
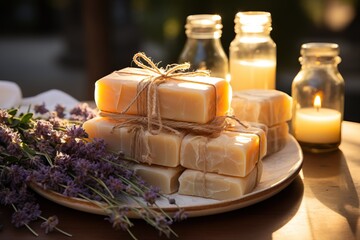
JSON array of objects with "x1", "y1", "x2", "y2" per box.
[
  {"x1": 115, "y1": 52, "x2": 211, "y2": 135},
  {"x1": 100, "y1": 52, "x2": 257, "y2": 137}
]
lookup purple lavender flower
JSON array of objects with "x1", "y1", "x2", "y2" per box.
[
  {"x1": 143, "y1": 186, "x2": 160, "y2": 205},
  {"x1": 34, "y1": 103, "x2": 49, "y2": 114},
  {"x1": 41, "y1": 215, "x2": 59, "y2": 234},
  {"x1": 0, "y1": 124, "x2": 23, "y2": 156},
  {"x1": 106, "y1": 176, "x2": 126, "y2": 195},
  {"x1": 49, "y1": 130, "x2": 63, "y2": 145},
  {"x1": 5, "y1": 165, "x2": 29, "y2": 187},
  {"x1": 106, "y1": 208, "x2": 131, "y2": 231},
  {"x1": 11, "y1": 208, "x2": 31, "y2": 228},
  {"x1": 27, "y1": 155, "x2": 42, "y2": 167},
  {"x1": 72, "y1": 157, "x2": 92, "y2": 178},
  {"x1": 173, "y1": 208, "x2": 188, "y2": 222},
  {"x1": 48, "y1": 113, "x2": 63, "y2": 129},
  {"x1": 35, "y1": 166, "x2": 71, "y2": 192},
  {"x1": 62, "y1": 180, "x2": 82, "y2": 197},
  {"x1": 36, "y1": 140, "x2": 55, "y2": 155},
  {"x1": 69, "y1": 103, "x2": 97, "y2": 121},
  {"x1": 60, "y1": 138, "x2": 86, "y2": 156},
  {"x1": 54, "y1": 104, "x2": 66, "y2": 119},
  {"x1": 30, "y1": 165, "x2": 50, "y2": 186},
  {"x1": 1, "y1": 103, "x2": 183, "y2": 237},
  {"x1": 31, "y1": 165, "x2": 70, "y2": 192},
  {"x1": 0, "y1": 188, "x2": 18, "y2": 205},
  {"x1": 124, "y1": 169, "x2": 134, "y2": 179},
  {"x1": 54, "y1": 152, "x2": 72, "y2": 169},
  {"x1": 0, "y1": 109, "x2": 10, "y2": 124},
  {"x1": 34, "y1": 120, "x2": 53, "y2": 138},
  {"x1": 0, "y1": 125, "x2": 12, "y2": 144},
  {"x1": 48, "y1": 166, "x2": 70, "y2": 185},
  {"x1": 66, "y1": 125, "x2": 88, "y2": 139},
  {"x1": 11, "y1": 202, "x2": 41, "y2": 228},
  {"x1": 75, "y1": 138, "x2": 107, "y2": 161},
  {"x1": 155, "y1": 215, "x2": 172, "y2": 238}
]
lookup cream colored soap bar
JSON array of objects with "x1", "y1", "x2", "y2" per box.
[
  {"x1": 180, "y1": 130, "x2": 265, "y2": 178},
  {"x1": 83, "y1": 117, "x2": 184, "y2": 167},
  {"x1": 231, "y1": 90, "x2": 292, "y2": 126},
  {"x1": 178, "y1": 161, "x2": 262, "y2": 200},
  {"x1": 249, "y1": 122, "x2": 289, "y2": 156},
  {"x1": 228, "y1": 124, "x2": 267, "y2": 158},
  {"x1": 95, "y1": 67, "x2": 231, "y2": 124},
  {"x1": 267, "y1": 122, "x2": 289, "y2": 155},
  {"x1": 130, "y1": 163, "x2": 184, "y2": 194}
]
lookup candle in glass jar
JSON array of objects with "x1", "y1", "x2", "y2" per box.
[
  {"x1": 294, "y1": 96, "x2": 341, "y2": 143},
  {"x1": 230, "y1": 59, "x2": 276, "y2": 91}
]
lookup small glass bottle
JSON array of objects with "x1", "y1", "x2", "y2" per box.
[
  {"x1": 229, "y1": 11, "x2": 276, "y2": 91},
  {"x1": 178, "y1": 14, "x2": 228, "y2": 79},
  {"x1": 291, "y1": 43, "x2": 345, "y2": 153}
]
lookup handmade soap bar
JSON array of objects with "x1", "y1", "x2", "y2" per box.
[
  {"x1": 95, "y1": 67, "x2": 231, "y2": 124},
  {"x1": 130, "y1": 163, "x2": 184, "y2": 194},
  {"x1": 249, "y1": 122, "x2": 289, "y2": 155},
  {"x1": 228, "y1": 124, "x2": 267, "y2": 158},
  {"x1": 231, "y1": 90, "x2": 292, "y2": 126},
  {"x1": 178, "y1": 161, "x2": 262, "y2": 200},
  {"x1": 180, "y1": 130, "x2": 265, "y2": 178},
  {"x1": 83, "y1": 117, "x2": 184, "y2": 167},
  {"x1": 267, "y1": 122, "x2": 289, "y2": 155}
]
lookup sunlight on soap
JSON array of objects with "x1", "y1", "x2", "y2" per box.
[
  {"x1": 235, "y1": 135, "x2": 253, "y2": 144},
  {"x1": 178, "y1": 82, "x2": 209, "y2": 90}
]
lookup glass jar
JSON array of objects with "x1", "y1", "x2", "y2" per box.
[
  {"x1": 229, "y1": 11, "x2": 276, "y2": 91},
  {"x1": 291, "y1": 43, "x2": 345, "y2": 153},
  {"x1": 178, "y1": 14, "x2": 228, "y2": 79}
]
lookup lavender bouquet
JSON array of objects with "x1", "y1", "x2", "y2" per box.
[{"x1": 0, "y1": 103, "x2": 185, "y2": 239}]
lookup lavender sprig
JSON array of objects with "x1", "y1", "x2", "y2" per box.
[{"x1": 0, "y1": 103, "x2": 185, "y2": 239}]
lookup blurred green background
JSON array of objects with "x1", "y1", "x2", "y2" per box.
[{"x1": 0, "y1": 0, "x2": 359, "y2": 121}]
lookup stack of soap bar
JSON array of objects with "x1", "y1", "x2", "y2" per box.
[
  {"x1": 130, "y1": 163, "x2": 184, "y2": 194},
  {"x1": 180, "y1": 130, "x2": 266, "y2": 177},
  {"x1": 231, "y1": 90, "x2": 292, "y2": 126},
  {"x1": 83, "y1": 117, "x2": 185, "y2": 167},
  {"x1": 178, "y1": 160, "x2": 262, "y2": 200},
  {"x1": 231, "y1": 90, "x2": 292, "y2": 155},
  {"x1": 85, "y1": 65, "x2": 266, "y2": 199},
  {"x1": 95, "y1": 67, "x2": 231, "y2": 123}
]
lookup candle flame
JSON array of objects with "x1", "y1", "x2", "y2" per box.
[{"x1": 314, "y1": 95, "x2": 321, "y2": 111}]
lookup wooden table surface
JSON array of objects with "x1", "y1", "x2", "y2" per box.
[{"x1": 1, "y1": 121, "x2": 359, "y2": 240}]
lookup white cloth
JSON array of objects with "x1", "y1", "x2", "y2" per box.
[
  {"x1": 0, "y1": 80, "x2": 22, "y2": 108},
  {"x1": 0, "y1": 80, "x2": 79, "y2": 111}
]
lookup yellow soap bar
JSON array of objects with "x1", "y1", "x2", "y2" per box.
[
  {"x1": 178, "y1": 161, "x2": 262, "y2": 200},
  {"x1": 95, "y1": 67, "x2": 231, "y2": 123},
  {"x1": 180, "y1": 130, "x2": 265, "y2": 178},
  {"x1": 83, "y1": 117, "x2": 184, "y2": 167},
  {"x1": 130, "y1": 163, "x2": 184, "y2": 194},
  {"x1": 231, "y1": 90, "x2": 292, "y2": 126}
]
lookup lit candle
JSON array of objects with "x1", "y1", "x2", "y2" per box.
[{"x1": 294, "y1": 95, "x2": 341, "y2": 143}]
